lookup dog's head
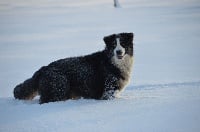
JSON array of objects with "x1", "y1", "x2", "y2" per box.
[{"x1": 104, "y1": 33, "x2": 134, "y2": 60}]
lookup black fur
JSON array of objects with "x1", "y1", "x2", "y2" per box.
[{"x1": 14, "y1": 32, "x2": 134, "y2": 104}]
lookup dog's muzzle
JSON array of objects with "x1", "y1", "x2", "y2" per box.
[{"x1": 116, "y1": 50, "x2": 124, "y2": 59}]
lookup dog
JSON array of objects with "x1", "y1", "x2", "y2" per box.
[{"x1": 13, "y1": 32, "x2": 134, "y2": 104}]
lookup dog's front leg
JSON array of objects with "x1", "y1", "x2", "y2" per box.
[
  {"x1": 101, "y1": 89, "x2": 115, "y2": 100},
  {"x1": 101, "y1": 75, "x2": 119, "y2": 100}
]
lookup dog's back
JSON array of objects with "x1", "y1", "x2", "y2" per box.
[{"x1": 14, "y1": 33, "x2": 134, "y2": 104}]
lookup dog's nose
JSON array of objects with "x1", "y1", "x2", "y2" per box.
[{"x1": 116, "y1": 50, "x2": 123, "y2": 55}]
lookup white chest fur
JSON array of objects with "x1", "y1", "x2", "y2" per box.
[{"x1": 112, "y1": 54, "x2": 133, "y2": 89}]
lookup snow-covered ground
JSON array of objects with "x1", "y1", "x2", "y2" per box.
[{"x1": 0, "y1": 0, "x2": 200, "y2": 131}]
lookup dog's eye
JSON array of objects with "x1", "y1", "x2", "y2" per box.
[
  {"x1": 120, "y1": 41, "x2": 127, "y2": 47},
  {"x1": 120, "y1": 43, "x2": 125, "y2": 47},
  {"x1": 121, "y1": 39, "x2": 131, "y2": 47},
  {"x1": 107, "y1": 41, "x2": 116, "y2": 49},
  {"x1": 112, "y1": 41, "x2": 117, "y2": 47}
]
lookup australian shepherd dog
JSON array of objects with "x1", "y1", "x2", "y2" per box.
[{"x1": 14, "y1": 32, "x2": 134, "y2": 104}]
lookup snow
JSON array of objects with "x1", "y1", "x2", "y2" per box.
[
  {"x1": 1, "y1": 83, "x2": 200, "y2": 132},
  {"x1": 0, "y1": 0, "x2": 200, "y2": 131}
]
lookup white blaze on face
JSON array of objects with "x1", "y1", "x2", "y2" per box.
[{"x1": 114, "y1": 38, "x2": 125, "y2": 59}]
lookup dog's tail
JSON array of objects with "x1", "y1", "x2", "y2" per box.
[{"x1": 13, "y1": 69, "x2": 41, "y2": 100}]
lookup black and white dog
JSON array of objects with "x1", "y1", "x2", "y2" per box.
[{"x1": 14, "y1": 33, "x2": 134, "y2": 104}]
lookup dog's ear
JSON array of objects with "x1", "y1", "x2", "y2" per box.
[
  {"x1": 103, "y1": 34, "x2": 116, "y2": 46},
  {"x1": 128, "y1": 33, "x2": 134, "y2": 40},
  {"x1": 121, "y1": 33, "x2": 134, "y2": 42}
]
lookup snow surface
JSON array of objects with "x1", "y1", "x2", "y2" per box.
[{"x1": 0, "y1": 0, "x2": 200, "y2": 132}]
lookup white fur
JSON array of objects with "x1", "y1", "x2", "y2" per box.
[
  {"x1": 114, "y1": 38, "x2": 125, "y2": 57},
  {"x1": 112, "y1": 54, "x2": 133, "y2": 88}
]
